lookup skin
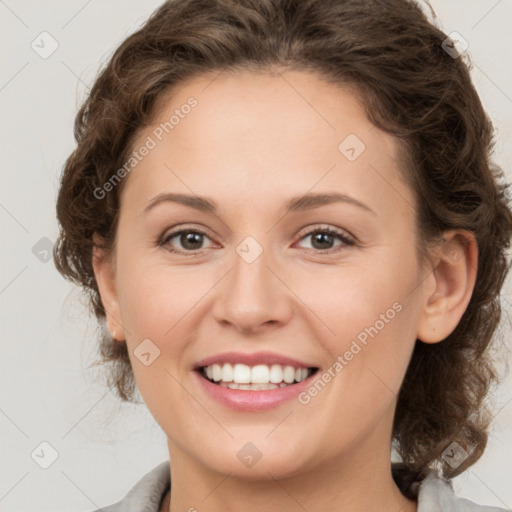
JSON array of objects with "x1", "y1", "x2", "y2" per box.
[{"x1": 92, "y1": 68, "x2": 477, "y2": 512}]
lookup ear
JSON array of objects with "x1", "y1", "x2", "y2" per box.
[
  {"x1": 92, "y1": 233, "x2": 126, "y2": 342},
  {"x1": 416, "y1": 230, "x2": 478, "y2": 344}
]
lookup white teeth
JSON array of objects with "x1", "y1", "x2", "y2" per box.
[
  {"x1": 202, "y1": 363, "x2": 313, "y2": 387},
  {"x1": 233, "y1": 364, "x2": 251, "y2": 383},
  {"x1": 283, "y1": 366, "x2": 296, "y2": 384},
  {"x1": 220, "y1": 382, "x2": 280, "y2": 390},
  {"x1": 221, "y1": 363, "x2": 234, "y2": 382},
  {"x1": 269, "y1": 364, "x2": 283, "y2": 383},
  {"x1": 212, "y1": 364, "x2": 222, "y2": 382},
  {"x1": 251, "y1": 364, "x2": 270, "y2": 383}
]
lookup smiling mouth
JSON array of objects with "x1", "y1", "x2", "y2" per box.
[{"x1": 197, "y1": 363, "x2": 319, "y2": 390}]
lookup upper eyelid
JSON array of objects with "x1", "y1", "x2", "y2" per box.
[
  {"x1": 295, "y1": 224, "x2": 354, "y2": 242},
  {"x1": 160, "y1": 225, "x2": 217, "y2": 244}
]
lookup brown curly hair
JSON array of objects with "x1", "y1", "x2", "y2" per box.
[{"x1": 53, "y1": 0, "x2": 512, "y2": 496}]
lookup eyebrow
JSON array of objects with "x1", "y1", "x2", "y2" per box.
[{"x1": 143, "y1": 191, "x2": 376, "y2": 215}]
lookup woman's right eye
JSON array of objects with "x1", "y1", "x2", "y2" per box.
[{"x1": 159, "y1": 228, "x2": 215, "y2": 254}]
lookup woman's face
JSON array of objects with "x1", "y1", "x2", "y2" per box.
[{"x1": 96, "y1": 68, "x2": 433, "y2": 478}]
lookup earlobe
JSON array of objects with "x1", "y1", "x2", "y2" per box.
[
  {"x1": 416, "y1": 230, "x2": 478, "y2": 344},
  {"x1": 92, "y1": 233, "x2": 126, "y2": 342}
]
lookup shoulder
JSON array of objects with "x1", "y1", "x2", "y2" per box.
[
  {"x1": 417, "y1": 470, "x2": 510, "y2": 512},
  {"x1": 88, "y1": 460, "x2": 170, "y2": 512}
]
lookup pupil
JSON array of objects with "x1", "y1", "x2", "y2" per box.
[
  {"x1": 312, "y1": 232, "x2": 333, "y2": 249},
  {"x1": 182, "y1": 232, "x2": 202, "y2": 249}
]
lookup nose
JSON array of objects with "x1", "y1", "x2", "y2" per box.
[{"x1": 212, "y1": 243, "x2": 293, "y2": 335}]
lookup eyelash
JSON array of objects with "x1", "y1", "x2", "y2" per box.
[{"x1": 157, "y1": 225, "x2": 355, "y2": 255}]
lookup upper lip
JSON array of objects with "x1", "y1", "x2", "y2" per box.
[{"x1": 193, "y1": 351, "x2": 318, "y2": 370}]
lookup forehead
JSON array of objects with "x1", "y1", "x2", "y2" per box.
[
  {"x1": 122, "y1": 68, "x2": 411, "y2": 217},
  {"x1": 143, "y1": 67, "x2": 386, "y2": 153}
]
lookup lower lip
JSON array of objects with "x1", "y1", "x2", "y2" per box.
[{"x1": 193, "y1": 370, "x2": 316, "y2": 411}]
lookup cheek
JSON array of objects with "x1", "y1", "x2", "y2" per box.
[
  {"x1": 297, "y1": 252, "x2": 419, "y2": 393},
  {"x1": 115, "y1": 263, "x2": 202, "y2": 425},
  {"x1": 295, "y1": 257, "x2": 414, "y2": 341},
  {"x1": 117, "y1": 255, "x2": 208, "y2": 338}
]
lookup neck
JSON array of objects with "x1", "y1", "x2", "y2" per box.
[{"x1": 164, "y1": 438, "x2": 417, "y2": 512}]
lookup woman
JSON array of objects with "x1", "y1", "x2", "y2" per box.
[{"x1": 53, "y1": 0, "x2": 512, "y2": 510}]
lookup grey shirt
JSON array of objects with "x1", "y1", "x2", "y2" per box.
[{"x1": 90, "y1": 461, "x2": 509, "y2": 512}]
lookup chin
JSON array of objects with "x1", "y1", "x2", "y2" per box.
[{"x1": 200, "y1": 442, "x2": 312, "y2": 480}]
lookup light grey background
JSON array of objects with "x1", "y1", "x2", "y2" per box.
[{"x1": 1, "y1": 1, "x2": 511, "y2": 511}]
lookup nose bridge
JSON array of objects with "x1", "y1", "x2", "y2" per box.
[
  {"x1": 213, "y1": 233, "x2": 290, "y2": 331},
  {"x1": 232, "y1": 235, "x2": 269, "y2": 294}
]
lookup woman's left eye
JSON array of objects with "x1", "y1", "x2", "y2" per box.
[
  {"x1": 158, "y1": 226, "x2": 355, "y2": 254},
  {"x1": 294, "y1": 227, "x2": 355, "y2": 252}
]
